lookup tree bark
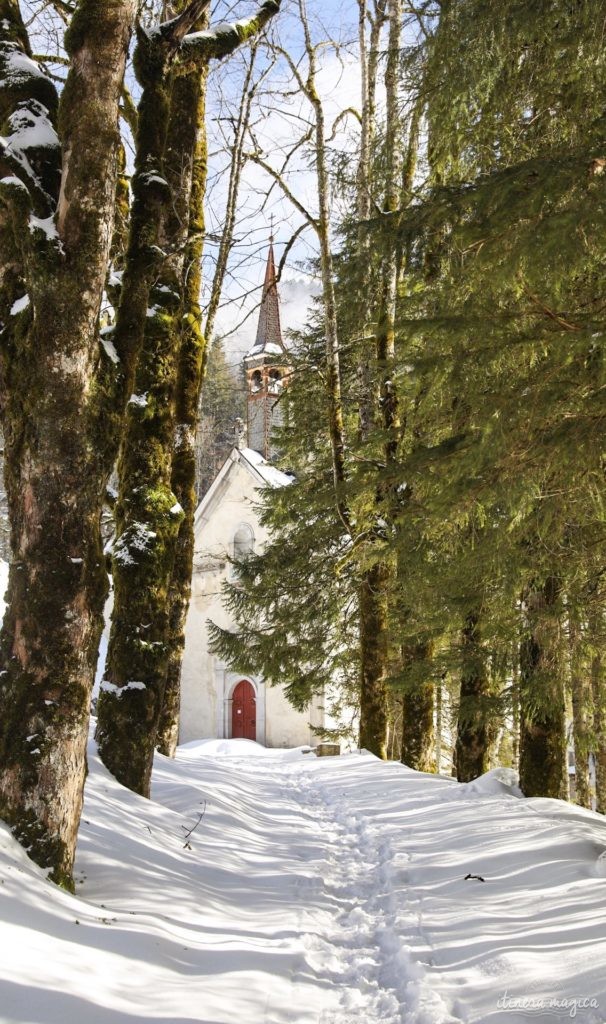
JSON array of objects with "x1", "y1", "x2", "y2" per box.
[
  {"x1": 589, "y1": 612, "x2": 606, "y2": 813},
  {"x1": 156, "y1": 65, "x2": 208, "y2": 759},
  {"x1": 511, "y1": 653, "x2": 520, "y2": 769},
  {"x1": 97, "y1": 0, "x2": 281, "y2": 787},
  {"x1": 358, "y1": 562, "x2": 389, "y2": 757},
  {"x1": 401, "y1": 643, "x2": 434, "y2": 772},
  {"x1": 357, "y1": 0, "x2": 406, "y2": 760},
  {"x1": 435, "y1": 674, "x2": 443, "y2": 772},
  {"x1": 568, "y1": 609, "x2": 591, "y2": 808},
  {"x1": 0, "y1": 0, "x2": 136, "y2": 887},
  {"x1": 454, "y1": 611, "x2": 496, "y2": 782},
  {"x1": 518, "y1": 578, "x2": 567, "y2": 799},
  {"x1": 95, "y1": 29, "x2": 193, "y2": 793}
]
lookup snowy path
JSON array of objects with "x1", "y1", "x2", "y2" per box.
[
  {"x1": 285, "y1": 761, "x2": 454, "y2": 1024},
  {"x1": 0, "y1": 740, "x2": 606, "y2": 1023}
]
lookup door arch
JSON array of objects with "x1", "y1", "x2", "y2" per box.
[{"x1": 231, "y1": 680, "x2": 256, "y2": 741}]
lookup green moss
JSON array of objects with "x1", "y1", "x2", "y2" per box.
[{"x1": 64, "y1": 0, "x2": 128, "y2": 57}]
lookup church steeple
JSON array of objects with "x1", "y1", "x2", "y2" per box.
[
  {"x1": 243, "y1": 237, "x2": 289, "y2": 460},
  {"x1": 248, "y1": 238, "x2": 285, "y2": 357}
]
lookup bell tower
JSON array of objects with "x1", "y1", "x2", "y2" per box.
[{"x1": 243, "y1": 236, "x2": 288, "y2": 460}]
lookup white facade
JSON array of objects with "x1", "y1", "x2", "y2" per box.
[{"x1": 180, "y1": 446, "x2": 324, "y2": 748}]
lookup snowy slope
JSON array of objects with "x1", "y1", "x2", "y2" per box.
[{"x1": 0, "y1": 738, "x2": 605, "y2": 1023}]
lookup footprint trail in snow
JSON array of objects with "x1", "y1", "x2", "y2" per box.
[{"x1": 273, "y1": 759, "x2": 458, "y2": 1024}]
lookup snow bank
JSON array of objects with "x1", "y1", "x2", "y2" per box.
[
  {"x1": 453, "y1": 766, "x2": 524, "y2": 799},
  {"x1": 0, "y1": 740, "x2": 604, "y2": 1023},
  {"x1": 180, "y1": 736, "x2": 312, "y2": 759}
]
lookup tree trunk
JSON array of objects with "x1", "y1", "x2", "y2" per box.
[
  {"x1": 590, "y1": 613, "x2": 606, "y2": 813},
  {"x1": 435, "y1": 675, "x2": 443, "y2": 772},
  {"x1": 511, "y1": 654, "x2": 520, "y2": 769},
  {"x1": 0, "y1": 0, "x2": 136, "y2": 886},
  {"x1": 568, "y1": 610, "x2": 592, "y2": 808},
  {"x1": 97, "y1": 1, "x2": 281, "y2": 785},
  {"x1": 454, "y1": 611, "x2": 495, "y2": 782},
  {"x1": 158, "y1": 39, "x2": 259, "y2": 755},
  {"x1": 358, "y1": 562, "x2": 389, "y2": 757},
  {"x1": 358, "y1": 0, "x2": 406, "y2": 762},
  {"x1": 401, "y1": 642, "x2": 434, "y2": 771},
  {"x1": 156, "y1": 68, "x2": 208, "y2": 758},
  {"x1": 96, "y1": 17, "x2": 193, "y2": 795},
  {"x1": 518, "y1": 578, "x2": 567, "y2": 799}
]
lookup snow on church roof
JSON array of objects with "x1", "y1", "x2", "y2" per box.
[
  {"x1": 239, "y1": 447, "x2": 293, "y2": 488},
  {"x1": 194, "y1": 446, "x2": 293, "y2": 530}
]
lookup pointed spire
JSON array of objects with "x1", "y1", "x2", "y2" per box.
[{"x1": 246, "y1": 238, "x2": 284, "y2": 358}]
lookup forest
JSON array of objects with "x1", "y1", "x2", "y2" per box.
[
  {"x1": 0, "y1": 0, "x2": 605, "y2": 907},
  {"x1": 214, "y1": 0, "x2": 606, "y2": 812}
]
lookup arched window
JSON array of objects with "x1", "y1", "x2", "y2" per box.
[
  {"x1": 268, "y1": 369, "x2": 282, "y2": 395},
  {"x1": 233, "y1": 523, "x2": 254, "y2": 560},
  {"x1": 250, "y1": 370, "x2": 263, "y2": 394}
]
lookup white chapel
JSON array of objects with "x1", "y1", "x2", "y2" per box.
[{"x1": 179, "y1": 241, "x2": 325, "y2": 748}]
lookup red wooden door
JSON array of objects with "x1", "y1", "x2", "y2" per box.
[{"x1": 232, "y1": 680, "x2": 256, "y2": 740}]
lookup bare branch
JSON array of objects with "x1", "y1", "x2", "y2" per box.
[
  {"x1": 327, "y1": 106, "x2": 361, "y2": 143},
  {"x1": 269, "y1": 42, "x2": 309, "y2": 96},
  {"x1": 204, "y1": 44, "x2": 261, "y2": 342},
  {"x1": 247, "y1": 151, "x2": 317, "y2": 228},
  {"x1": 120, "y1": 84, "x2": 139, "y2": 135},
  {"x1": 25, "y1": 0, "x2": 74, "y2": 26},
  {"x1": 276, "y1": 221, "x2": 310, "y2": 282}
]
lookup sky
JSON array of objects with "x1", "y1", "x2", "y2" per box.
[{"x1": 202, "y1": 0, "x2": 365, "y2": 368}]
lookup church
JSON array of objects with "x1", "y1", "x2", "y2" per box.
[{"x1": 179, "y1": 241, "x2": 325, "y2": 748}]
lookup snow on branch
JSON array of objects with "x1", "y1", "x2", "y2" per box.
[
  {"x1": 181, "y1": 0, "x2": 280, "y2": 63},
  {"x1": 155, "y1": 0, "x2": 212, "y2": 51}
]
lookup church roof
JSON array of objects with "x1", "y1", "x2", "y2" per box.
[
  {"x1": 194, "y1": 446, "x2": 293, "y2": 532},
  {"x1": 238, "y1": 447, "x2": 293, "y2": 488},
  {"x1": 245, "y1": 240, "x2": 285, "y2": 359}
]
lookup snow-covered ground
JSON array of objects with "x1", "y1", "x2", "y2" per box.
[{"x1": 0, "y1": 737, "x2": 605, "y2": 1024}]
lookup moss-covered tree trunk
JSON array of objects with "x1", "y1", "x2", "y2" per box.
[
  {"x1": 0, "y1": 0, "x2": 136, "y2": 886},
  {"x1": 454, "y1": 612, "x2": 496, "y2": 782},
  {"x1": 518, "y1": 578, "x2": 567, "y2": 799},
  {"x1": 97, "y1": 0, "x2": 281, "y2": 786},
  {"x1": 400, "y1": 643, "x2": 434, "y2": 772},
  {"x1": 155, "y1": 74, "x2": 207, "y2": 757},
  {"x1": 96, "y1": 6, "x2": 207, "y2": 795}
]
